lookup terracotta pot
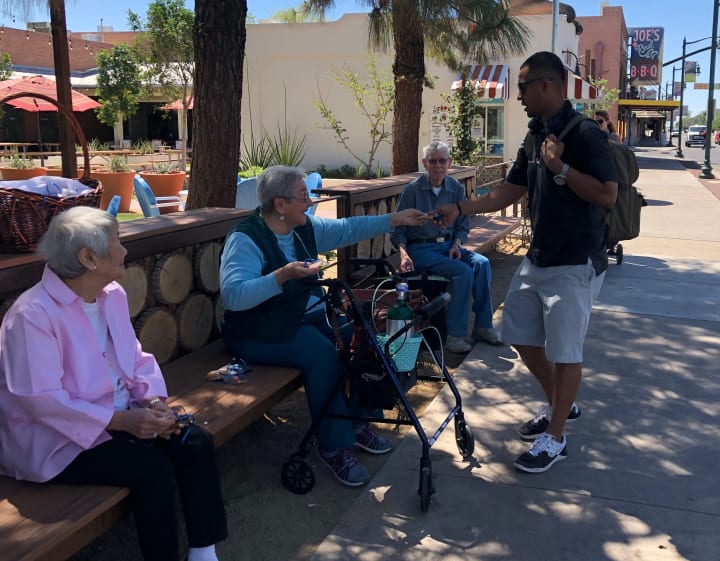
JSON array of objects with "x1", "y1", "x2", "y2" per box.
[
  {"x1": 45, "y1": 167, "x2": 63, "y2": 177},
  {"x1": 90, "y1": 170, "x2": 136, "y2": 213},
  {"x1": 139, "y1": 171, "x2": 186, "y2": 214},
  {"x1": 0, "y1": 167, "x2": 47, "y2": 180}
]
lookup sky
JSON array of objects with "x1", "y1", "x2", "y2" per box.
[{"x1": 3, "y1": 0, "x2": 715, "y2": 116}]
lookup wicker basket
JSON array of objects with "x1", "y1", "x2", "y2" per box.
[{"x1": 0, "y1": 92, "x2": 102, "y2": 253}]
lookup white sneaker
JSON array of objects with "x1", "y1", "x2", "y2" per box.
[
  {"x1": 513, "y1": 433, "x2": 568, "y2": 473},
  {"x1": 445, "y1": 335, "x2": 472, "y2": 354}
]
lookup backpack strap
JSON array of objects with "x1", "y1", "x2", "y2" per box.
[{"x1": 523, "y1": 113, "x2": 590, "y2": 162}]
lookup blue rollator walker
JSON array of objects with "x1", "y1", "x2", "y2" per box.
[{"x1": 281, "y1": 258, "x2": 475, "y2": 512}]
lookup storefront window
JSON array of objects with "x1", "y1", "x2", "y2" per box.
[
  {"x1": 430, "y1": 102, "x2": 505, "y2": 155},
  {"x1": 485, "y1": 106, "x2": 504, "y2": 154}
]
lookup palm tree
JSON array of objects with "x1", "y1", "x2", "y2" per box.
[
  {"x1": 304, "y1": 0, "x2": 529, "y2": 174},
  {"x1": 2, "y1": 1, "x2": 77, "y2": 177}
]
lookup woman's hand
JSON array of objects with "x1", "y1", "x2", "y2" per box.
[
  {"x1": 274, "y1": 260, "x2": 324, "y2": 286},
  {"x1": 108, "y1": 408, "x2": 177, "y2": 440},
  {"x1": 390, "y1": 208, "x2": 429, "y2": 227}
]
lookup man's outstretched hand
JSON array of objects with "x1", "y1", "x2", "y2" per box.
[{"x1": 432, "y1": 203, "x2": 460, "y2": 228}]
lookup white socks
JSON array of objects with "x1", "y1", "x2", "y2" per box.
[{"x1": 188, "y1": 545, "x2": 218, "y2": 561}]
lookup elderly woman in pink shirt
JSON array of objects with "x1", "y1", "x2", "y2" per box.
[{"x1": 0, "y1": 207, "x2": 227, "y2": 561}]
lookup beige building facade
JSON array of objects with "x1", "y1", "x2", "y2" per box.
[{"x1": 242, "y1": 11, "x2": 591, "y2": 172}]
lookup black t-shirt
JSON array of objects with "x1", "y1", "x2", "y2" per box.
[{"x1": 507, "y1": 102, "x2": 618, "y2": 274}]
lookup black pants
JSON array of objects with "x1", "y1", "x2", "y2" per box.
[{"x1": 52, "y1": 425, "x2": 227, "y2": 561}]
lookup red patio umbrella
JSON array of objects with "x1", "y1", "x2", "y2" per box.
[
  {"x1": 0, "y1": 75, "x2": 100, "y2": 112},
  {"x1": 0, "y1": 75, "x2": 100, "y2": 165},
  {"x1": 160, "y1": 95, "x2": 194, "y2": 111}
]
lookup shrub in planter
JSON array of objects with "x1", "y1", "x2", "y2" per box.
[{"x1": 91, "y1": 156, "x2": 136, "y2": 212}]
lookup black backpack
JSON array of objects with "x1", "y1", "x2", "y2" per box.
[{"x1": 523, "y1": 115, "x2": 644, "y2": 245}]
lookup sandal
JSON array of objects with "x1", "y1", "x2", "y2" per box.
[{"x1": 207, "y1": 357, "x2": 252, "y2": 384}]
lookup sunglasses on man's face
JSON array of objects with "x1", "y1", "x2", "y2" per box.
[
  {"x1": 596, "y1": 118, "x2": 605, "y2": 124},
  {"x1": 517, "y1": 76, "x2": 546, "y2": 94},
  {"x1": 427, "y1": 158, "x2": 448, "y2": 165}
]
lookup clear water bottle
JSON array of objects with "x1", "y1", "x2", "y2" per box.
[{"x1": 385, "y1": 282, "x2": 414, "y2": 338}]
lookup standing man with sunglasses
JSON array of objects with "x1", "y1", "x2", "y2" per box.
[
  {"x1": 391, "y1": 141, "x2": 501, "y2": 355},
  {"x1": 435, "y1": 51, "x2": 618, "y2": 473}
]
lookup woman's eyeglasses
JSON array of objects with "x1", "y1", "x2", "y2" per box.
[
  {"x1": 517, "y1": 76, "x2": 546, "y2": 94},
  {"x1": 427, "y1": 158, "x2": 448, "y2": 165},
  {"x1": 284, "y1": 193, "x2": 311, "y2": 203},
  {"x1": 596, "y1": 118, "x2": 605, "y2": 124}
]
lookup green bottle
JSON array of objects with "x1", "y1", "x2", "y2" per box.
[{"x1": 386, "y1": 282, "x2": 414, "y2": 337}]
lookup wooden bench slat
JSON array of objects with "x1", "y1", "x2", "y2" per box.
[
  {"x1": 0, "y1": 479, "x2": 128, "y2": 561},
  {"x1": 466, "y1": 215, "x2": 522, "y2": 254}
]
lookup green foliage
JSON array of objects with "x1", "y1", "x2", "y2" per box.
[
  {"x1": 240, "y1": 132, "x2": 273, "y2": 170},
  {"x1": 108, "y1": 156, "x2": 131, "y2": 173},
  {"x1": 315, "y1": 163, "x2": 369, "y2": 179},
  {"x1": 88, "y1": 138, "x2": 110, "y2": 152},
  {"x1": 95, "y1": 45, "x2": 142, "y2": 126},
  {"x1": 315, "y1": 54, "x2": 393, "y2": 178},
  {"x1": 151, "y1": 161, "x2": 174, "y2": 173},
  {"x1": 133, "y1": 139, "x2": 154, "y2": 155},
  {"x1": 128, "y1": 0, "x2": 194, "y2": 107},
  {"x1": 269, "y1": 4, "x2": 323, "y2": 22},
  {"x1": 8, "y1": 154, "x2": 34, "y2": 169},
  {"x1": 442, "y1": 77, "x2": 481, "y2": 165},
  {"x1": 129, "y1": 0, "x2": 194, "y2": 170},
  {"x1": 0, "y1": 53, "x2": 12, "y2": 81},
  {"x1": 238, "y1": 165, "x2": 264, "y2": 179},
  {"x1": 585, "y1": 77, "x2": 621, "y2": 114},
  {"x1": 266, "y1": 122, "x2": 308, "y2": 167}
]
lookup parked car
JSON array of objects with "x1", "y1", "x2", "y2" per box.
[
  {"x1": 671, "y1": 128, "x2": 680, "y2": 138},
  {"x1": 685, "y1": 125, "x2": 707, "y2": 147}
]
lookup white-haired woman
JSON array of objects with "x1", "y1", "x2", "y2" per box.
[
  {"x1": 220, "y1": 165, "x2": 427, "y2": 488},
  {"x1": 0, "y1": 207, "x2": 227, "y2": 561}
]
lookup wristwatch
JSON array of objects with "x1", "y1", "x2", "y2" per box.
[{"x1": 554, "y1": 163, "x2": 570, "y2": 186}]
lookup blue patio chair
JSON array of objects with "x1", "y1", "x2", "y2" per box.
[
  {"x1": 133, "y1": 175, "x2": 184, "y2": 218},
  {"x1": 107, "y1": 194, "x2": 121, "y2": 218},
  {"x1": 304, "y1": 172, "x2": 322, "y2": 216},
  {"x1": 235, "y1": 177, "x2": 260, "y2": 209}
]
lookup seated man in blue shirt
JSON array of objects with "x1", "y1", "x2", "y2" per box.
[{"x1": 391, "y1": 141, "x2": 501, "y2": 354}]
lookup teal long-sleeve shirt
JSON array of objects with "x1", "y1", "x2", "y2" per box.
[{"x1": 220, "y1": 214, "x2": 392, "y2": 311}]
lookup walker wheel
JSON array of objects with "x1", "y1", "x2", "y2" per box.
[
  {"x1": 615, "y1": 244, "x2": 623, "y2": 265},
  {"x1": 418, "y1": 458, "x2": 434, "y2": 512},
  {"x1": 281, "y1": 455, "x2": 315, "y2": 494},
  {"x1": 454, "y1": 418, "x2": 475, "y2": 459}
]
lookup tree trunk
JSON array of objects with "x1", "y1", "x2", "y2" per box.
[
  {"x1": 49, "y1": 0, "x2": 77, "y2": 179},
  {"x1": 188, "y1": 0, "x2": 247, "y2": 209},
  {"x1": 390, "y1": 1, "x2": 424, "y2": 175}
]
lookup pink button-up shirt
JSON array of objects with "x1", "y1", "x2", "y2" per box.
[{"x1": 0, "y1": 266, "x2": 167, "y2": 482}]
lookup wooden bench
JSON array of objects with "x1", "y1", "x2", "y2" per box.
[
  {"x1": 466, "y1": 214, "x2": 523, "y2": 254},
  {"x1": 0, "y1": 340, "x2": 303, "y2": 561}
]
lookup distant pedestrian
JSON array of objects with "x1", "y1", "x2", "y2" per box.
[
  {"x1": 594, "y1": 110, "x2": 620, "y2": 142},
  {"x1": 435, "y1": 51, "x2": 618, "y2": 473}
]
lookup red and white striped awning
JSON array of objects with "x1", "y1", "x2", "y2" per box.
[
  {"x1": 564, "y1": 68, "x2": 598, "y2": 101},
  {"x1": 451, "y1": 65, "x2": 509, "y2": 100}
]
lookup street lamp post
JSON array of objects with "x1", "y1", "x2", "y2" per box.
[
  {"x1": 700, "y1": 0, "x2": 719, "y2": 179},
  {"x1": 676, "y1": 37, "x2": 687, "y2": 157}
]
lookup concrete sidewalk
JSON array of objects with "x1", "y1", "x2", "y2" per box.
[{"x1": 311, "y1": 148, "x2": 720, "y2": 561}]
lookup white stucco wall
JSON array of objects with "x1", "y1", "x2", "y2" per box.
[{"x1": 242, "y1": 12, "x2": 581, "y2": 172}]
